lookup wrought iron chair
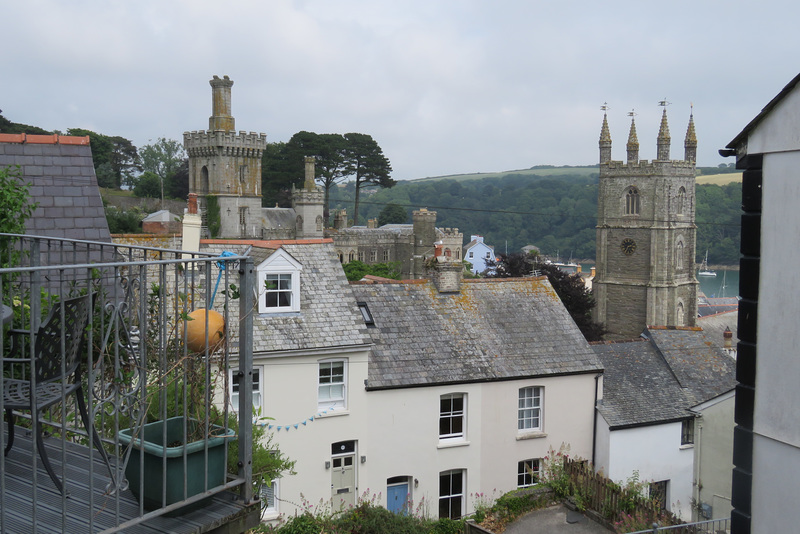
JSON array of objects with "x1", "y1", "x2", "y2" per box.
[{"x1": 3, "y1": 293, "x2": 113, "y2": 494}]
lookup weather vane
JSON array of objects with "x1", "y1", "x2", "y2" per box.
[
  {"x1": 601, "y1": 102, "x2": 609, "y2": 112},
  {"x1": 628, "y1": 109, "x2": 637, "y2": 118},
  {"x1": 658, "y1": 99, "x2": 671, "y2": 107}
]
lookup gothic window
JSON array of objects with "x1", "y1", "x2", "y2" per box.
[
  {"x1": 337, "y1": 251, "x2": 344, "y2": 263},
  {"x1": 239, "y1": 165, "x2": 248, "y2": 183},
  {"x1": 455, "y1": 249, "x2": 460, "y2": 260},
  {"x1": 316, "y1": 215, "x2": 323, "y2": 232},
  {"x1": 348, "y1": 250, "x2": 356, "y2": 263},
  {"x1": 201, "y1": 166, "x2": 210, "y2": 194},
  {"x1": 296, "y1": 215, "x2": 303, "y2": 231},
  {"x1": 625, "y1": 187, "x2": 641, "y2": 215},
  {"x1": 677, "y1": 302, "x2": 685, "y2": 326},
  {"x1": 677, "y1": 187, "x2": 686, "y2": 215},
  {"x1": 676, "y1": 240, "x2": 684, "y2": 270}
]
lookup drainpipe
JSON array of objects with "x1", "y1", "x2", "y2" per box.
[{"x1": 592, "y1": 372, "x2": 602, "y2": 467}]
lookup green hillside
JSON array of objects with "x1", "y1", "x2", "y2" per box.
[
  {"x1": 331, "y1": 171, "x2": 742, "y2": 265},
  {"x1": 410, "y1": 165, "x2": 599, "y2": 183}
]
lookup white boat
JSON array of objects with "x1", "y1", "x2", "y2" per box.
[{"x1": 698, "y1": 250, "x2": 717, "y2": 277}]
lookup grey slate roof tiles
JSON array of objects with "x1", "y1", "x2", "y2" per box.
[
  {"x1": 250, "y1": 243, "x2": 372, "y2": 353},
  {"x1": 592, "y1": 326, "x2": 737, "y2": 429},
  {"x1": 0, "y1": 136, "x2": 112, "y2": 242},
  {"x1": 351, "y1": 277, "x2": 603, "y2": 389}
]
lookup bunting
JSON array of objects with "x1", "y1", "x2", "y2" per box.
[{"x1": 266, "y1": 408, "x2": 337, "y2": 432}]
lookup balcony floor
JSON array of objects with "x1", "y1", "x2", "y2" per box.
[{"x1": 1, "y1": 422, "x2": 259, "y2": 534}]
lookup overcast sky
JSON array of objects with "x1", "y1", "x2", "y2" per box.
[{"x1": 3, "y1": 1, "x2": 798, "y2": 180}]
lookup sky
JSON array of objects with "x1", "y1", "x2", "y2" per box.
[{"x1": 3, "y1": 0, "x2": 798, "y2": 180}]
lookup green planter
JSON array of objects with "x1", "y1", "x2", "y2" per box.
[{"x1": 119, "y1": 416, "x2": 236, "y2": 515}]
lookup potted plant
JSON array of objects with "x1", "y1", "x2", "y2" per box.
[{"x1": 118, "y1": 284, "x2": 235, "y2": 515}]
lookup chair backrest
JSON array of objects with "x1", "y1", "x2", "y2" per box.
[{"x1": 34, "y1": 294, "x2": 93, "y2": 384}]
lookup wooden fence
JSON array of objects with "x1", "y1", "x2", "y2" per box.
[{"x1": 563, "y1": 458, "x2": 681, "y2": 527}]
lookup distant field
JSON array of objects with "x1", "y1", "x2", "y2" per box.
[
  {"x1": 696, "y1": 172, "x2": 742, "y2": 185},
  {"x1": 410, "y1": 167, "x2": 742, "y2": 185},
  {"x1": 410, "y1": 166, "x2": 599, "y2": 183}
]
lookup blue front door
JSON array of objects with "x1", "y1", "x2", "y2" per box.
[{"x1": 387, "y1": 483, "x2": 409, "y2": 514}]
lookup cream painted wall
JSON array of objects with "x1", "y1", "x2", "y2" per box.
[
  {"x1": 258, "y1": 361, "x2": 598, "y2": 521},
  {"x1": 692, "y1": 392, "x2": 734, "y2": 521}
]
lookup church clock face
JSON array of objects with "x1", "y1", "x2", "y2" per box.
[{"x1": 620, "y1": 238, "x2": 637, "y2": 256}]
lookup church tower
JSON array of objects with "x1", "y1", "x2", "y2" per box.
[
  {"x1": 593, "y1": 104, "x2": 699, "y2": 339},
  {"x1": 184, "y1": 75, "x2": 267, "y2": 238}
]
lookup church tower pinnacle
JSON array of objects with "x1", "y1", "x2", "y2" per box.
[
  {"x1": 684, "y1": 107, "x2": 697, "y2": 163},
  {"x1": 599, "y1": 103, "x2": 612, "y2": 164},
  {"x1": 657, "y1": 101, "x2": 671, "y2": 161},
  {"x1": 626, "y1": 111, "x2": 639, "y2": 163}
]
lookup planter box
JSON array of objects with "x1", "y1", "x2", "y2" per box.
[{"x1": 119, "y1": 416, "x2": 236, "y2": 514}]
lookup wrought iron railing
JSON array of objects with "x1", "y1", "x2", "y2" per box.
[
  {"x1": 627, "y1": 517, "x2": 731, "y2": 533},
  {"x1": 0, "y1": 233, "x2": 255, "y2": 532}
]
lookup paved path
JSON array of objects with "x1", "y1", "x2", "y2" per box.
[{"x1": 503, "y1": 504, "x2": 611, "y2": 534}]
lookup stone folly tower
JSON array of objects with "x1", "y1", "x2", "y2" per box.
[
  {"x1": 593, "y1": 104, "x2": 699, "y2": 339},
  {"x1": 184, "y1": 75, "x2": 267, "y2": 238},
  {"x1": 292, "y1": 156, "x2": 325, "y2": 238}
]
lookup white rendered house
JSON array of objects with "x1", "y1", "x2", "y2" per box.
[{"x1": 229, "y1": 240, "x2": 603, "y2": 522}]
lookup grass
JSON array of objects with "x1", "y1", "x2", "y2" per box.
[
  {"x1": 696, "y1": 172, "x2": 742, "y2": 185},
  {"x1": 410, "y1": 166, "x2": 599, "y2": 183}
]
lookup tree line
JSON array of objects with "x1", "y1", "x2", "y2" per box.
[{"x1": 328, "y1": 173, "x2": 743, "y2": 266}]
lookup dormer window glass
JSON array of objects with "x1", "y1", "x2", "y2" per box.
[
  {"x1": 358, "y1": 302, "x2": 375, "y2": 327},
  {"x1": 256, "y1": 248, "x2": 302, "y2": 313}
]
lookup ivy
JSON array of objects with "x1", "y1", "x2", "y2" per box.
[{"x1": 205, "y1": 195, "x2": 221, "y2": 238}]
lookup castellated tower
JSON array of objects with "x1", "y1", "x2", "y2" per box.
[
  {"x1": 184, "y1": 75, "x2": 267, "y2": 238},
  {"x1": 593, "y1": 106, "x2": 699, "y2": 339},
  {"x1": 292, "y1": 156, "x2": 325, "y2": 238}
]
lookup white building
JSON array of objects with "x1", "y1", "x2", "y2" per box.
[
  {"x1": 463, "y1": 235, "x2": 495, "y2": 274},
  {"x1": 593, "y1": 327, "x2": 736, "y2": 520},
  {"x1": 220, "y1": 239, "x2": 603, "y2": 521},
  {"x1": 723, "y1": 71, "x2": 800, "y2": 534}
]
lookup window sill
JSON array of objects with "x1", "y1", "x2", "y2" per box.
[
  {"x1": 516, "y1": 431, "x2": 547, "y2": 441},
  {"x1": 317, "y1": 409, "x2": 349, "y2": 418},
  {"x1": 679, "y1": 443, "x2": 694, "y2": 450},
  {"x1": 259, "y1": 310, "x2": 301, "y2": 316},
  {"x1": 437, "y1": 439, "x2": 470, "y2": 449}
]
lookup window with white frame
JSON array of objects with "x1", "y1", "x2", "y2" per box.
[
  {"x1": 257, "y1": 249, "x2": 302, "y2": 313},
  {"x1": 318, "y1": 360, "x2": 347, "y2": 410},
  {"x1": 517, "y1": 459, "x2": 540, "y2": 488},
  {"x1": 261, "y1": 479, "x2": 279, "y2": 516},
  {"x1": 438, "y1": 469, "x2": 464, "y2": 519},
  {"x1": 518, "y1": 386, "x2": 542, "y2": 432},
  {"x1": 439, "y1": 393, "x2": 465, "y2": 440},
  {"x1": 231, "y1": 367, "x2": 262, "y2": 410}
]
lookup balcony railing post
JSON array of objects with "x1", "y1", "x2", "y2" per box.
[{"x1": 238, "y1": 256, "x2": 254, "y2": 504}]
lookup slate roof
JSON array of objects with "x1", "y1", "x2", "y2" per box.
[
  {"x1": 697, "y1": 310, "x2": 738, "y2": 348},
  {"x1": 350, "y1": 277, "x2": 603, "y2": 390},
  {"x1": 593, "y1": 327, "x2": 737, "y2": 429},
  {"x1": 0, "y1": 134, "x2": 112, "y2": 242},
  {"x1": 249, "y1": 242, "x2": 372, "y2": 353},
  {"x1": 646, "y1": 328, "x2": 737, "y2": 406},
  {"x1": 593, "y1": 340, "x2": 689, "y2": 428}
]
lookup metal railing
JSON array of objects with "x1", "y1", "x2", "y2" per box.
[
  {"x1": 627, "y1": 517, "x2": 731, "y2": 534},
  {"x1": 0, "y1": 233, "x2": 255, "y2": 532}
]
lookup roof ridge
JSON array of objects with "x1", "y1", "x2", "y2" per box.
[{"x1": 0, "y1": 133, "x2": 90, "y2": 145}]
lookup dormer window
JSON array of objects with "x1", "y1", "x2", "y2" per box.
[{"x1": 257, "y1": 249, "x2": 302, "y2": 313}]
